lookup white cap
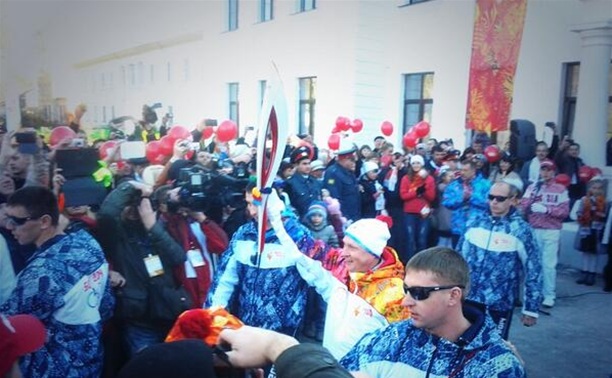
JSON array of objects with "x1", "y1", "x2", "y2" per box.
[{"x1": 344, "y1": 218, "x2": 390, "y2": 258}]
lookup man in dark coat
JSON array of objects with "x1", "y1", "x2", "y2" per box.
[
  {"x1": 324, "y1": 141, "x2": 361, "y2": 222},
  {"x1": 285, "y1": 146, "x2": 322, "y2": 218}
]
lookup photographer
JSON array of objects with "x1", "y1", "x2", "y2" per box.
[
  {"x1": 157, "y1": 183, "x2": 229, "y2": 308},
  {"x1": 97, "y1": 180, "x2": 189, "y2": 357}
]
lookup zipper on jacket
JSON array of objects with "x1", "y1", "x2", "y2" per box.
[{"x1": 425, "y1": 338, "x2": 439, "y2": 378}]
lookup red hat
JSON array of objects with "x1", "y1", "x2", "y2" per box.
[
  {"x1": 290, "y1": 145, "x2": 313, "y2": 164},
  {"x1": 0, "y1": 314, "x2": 46, "y2": 375},
  {"x1": 539, "y1": 159, "x2": 556, "y2": 170}
]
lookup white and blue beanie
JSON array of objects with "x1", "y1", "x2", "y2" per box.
[{"x1": 344, "y1": 218, "x2": 390, "y2": 258}]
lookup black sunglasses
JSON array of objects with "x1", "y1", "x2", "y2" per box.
[
  {"x1": 488, "y1": 194, "x2": 511, "y2": 202},
  {"x1": 6, "y1": 215, "x2": 39, "y2": 227},
  {"x1": 404, "y1": 285, "x2": 464, "y2": 300}
]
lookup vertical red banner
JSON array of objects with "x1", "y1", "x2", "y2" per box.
[{"x1": 465, "y1": 0, "x2": 528, "y2": 133}]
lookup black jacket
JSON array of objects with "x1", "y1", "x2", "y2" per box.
[{"x1": 97, "y1": 183, "x2": 186, "y2": 326}]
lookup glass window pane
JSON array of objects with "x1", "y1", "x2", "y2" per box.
[
  {"x1": 404, "y1": 103, "x2": 420, "y2": 127},
  {"x1": 423, "y1": 74, "x2": 434, "y2": 99},
  {"x1": 299, "y1": 78, "x2": 309, "y2": 98},
  {"x1": 405, "y1": 75, "x2": 422, "y2": 100},
  {"x1": 568, "y1": 64, "x2": 579, "y2": 97},
  {"x1": 423, "y1": 103, "x2": 433, "y2": 123},
  {"x1": 310, "y1": 77, "x2": 317, "y2": 100},
  {"x1": 229, "y1": 0, "x2": 238, "y2": 30}
]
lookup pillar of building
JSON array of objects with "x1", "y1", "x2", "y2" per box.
[{"x1": 571, "y1": 20, "x2": 612, "y2": 168}]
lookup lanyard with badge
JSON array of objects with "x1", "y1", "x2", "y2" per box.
[{"x1": 183, "y1": 238, "x2": 205, "y2": 278}]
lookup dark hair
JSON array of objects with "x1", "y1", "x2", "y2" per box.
[
  {"x1": 499, "y1": 153, "x2": 515, "y2": 171},
  {"x1": 535, "y1": 141, "x2": 548, "y2": 149},
  {"x1": 374, "y1": 136, "x2": 385, "y2": 142},
  {"x1": 460, "y1": 147, "x2": 476, "y2": 162},
  {"x1": 406, "y1": 247, "x2": 470, "y2": 299},
  {"x1": 431, "y1": 145, "x2": 445, "y2": 154},
  {"x1": 358, "y1": 145, "x2": 372, "y2": 159},
  {"x1": 7, "y1": 186, "x2": 59, "y2": 226}
]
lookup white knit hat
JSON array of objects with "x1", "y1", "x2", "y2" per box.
[
  {"x1": 410, "y1": 155, "x2": 425, "y2": 165},
  {"x1": 361, "y1": 161, "x2": 379, "y2": 177},
  {"x1": 344, "y1": 218, "x2": 390, "y2": 258}
]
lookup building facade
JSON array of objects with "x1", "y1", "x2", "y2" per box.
[{"x1": 2, "y1": 0, "x2": 611, "y2": 166}]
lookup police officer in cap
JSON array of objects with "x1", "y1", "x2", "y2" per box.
[
  {"x1": 285, "y1": 145, "x2": 322, "y2": 217},
  {"x1": 324, "y1": 140, "x2": 361, "y2": 222}
]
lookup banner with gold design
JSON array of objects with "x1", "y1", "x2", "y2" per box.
[{"x1": 465, "y1": 0, "x2": 528, "y2": 133}]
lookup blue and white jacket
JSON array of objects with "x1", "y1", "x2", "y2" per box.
[
  {"x1": 458, "y1": 209, "x2": 542, "y2": 316},
  {"x1": 207, "y1": 215, "x2": 317, "y2": 336},
  {"x1": 0, "y1": 230, "x2": 114, "y2": 378},
  {"x1": 339, "y1": 302, "x2": 525, "y2": 378},
  {"x1": 441, "y1": 175, "x2": 491, "y2": 236}
]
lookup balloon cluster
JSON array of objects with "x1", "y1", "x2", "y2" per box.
[
  {"x1": 401, "y1": 121, "x2": 431, "y2": 149},
  {"x1": 143, "y1": 120, "x2": 238, "y2": 164},
  {"x1": 331, "y1": 116, "x2": 364, "y2": 134},
  {"x1": 328, "y1": 116, "x2": 365, "y2": 150}
]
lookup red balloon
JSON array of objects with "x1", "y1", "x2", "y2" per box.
[
  {"x1": 414, "y1": 121, "x2": 431, "y2": 138},
  {"x1": 484, "y1": 145, "x2": 501, "y2": 163},
  {"x1": 202, "y1": 126, "x2": 214, "y2": 140},
  {"x1": 159, "y1": 135, "x2": 174, "y2": 156},
  {"x1": 335, "y1": 116, "x2": 349, "y2": 131},
  {"x1": 578, "y1": 166, "x2": 593, "y2": 183},
  {"x1": 217, "y1": 120, "x2": 238, "y2": 143},
  {"x1": 168, "y1": 125, "x2": 191, "y2": 141},
  {"x1": 403, "y1": 133, "x2": 418, "y2": 149},
  {"x1": 328, "y1": 134, "x2": 341, "y2": 150},
  {"x1": 146, "y1": 141, "x2": 162, "y2": 163},
  {"x1": 331, "y1": 126, "x2": 340, "y2": 134},
  {"x1": 555, "y1": 173, "x2": 571, "y2": 188},
  {"x1": 351, "y1": 119, "x2": 364, "y2": 133},
  {"x1": 380, "y1": 121, "x2": 393, "y2": 136},
  {"x1": 50, "y1": 126, "x2": 76, "y2": 146},
  {"x1": 99, "y1": 140, "x2": 119, "y2": 160}
]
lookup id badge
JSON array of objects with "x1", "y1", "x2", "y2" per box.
[
  {"x1": 144, "y1": 255, "x2": 164, "y2": 277},
  {"x1": 187, "y1": 249, "x2": 205, "y2": 268}
]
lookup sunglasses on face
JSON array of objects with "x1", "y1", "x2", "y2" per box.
[
  {"x1": 488, "y1": 194, "x2": 511, "y2": 202},
  {"x1": 6, "y1": 215, "x2": 39, "y2": 227},
  {"x1": 403, "y1": 285, "x2": 464, "y2": 301}
]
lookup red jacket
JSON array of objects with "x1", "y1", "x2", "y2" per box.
[
  {"x1": 164, "y1": 214, "x2": 229, "y2": 307},
  {"x1": 399, "y1": 173, "x2": 436, "y2": 214}
]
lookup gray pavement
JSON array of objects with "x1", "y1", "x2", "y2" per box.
[{"x1": 510, "y1": 265, "x2": 612, "y2": 378}]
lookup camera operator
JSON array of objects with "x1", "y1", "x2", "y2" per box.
[
  {"x1": 97, "y1": 180, "x2": 189, "y2": 357},
  {"x1": 157, "y1": 183, "x2": 229, "y2": 307}
]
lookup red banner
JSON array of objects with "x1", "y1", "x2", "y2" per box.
[{"x1": 465, "y1": 0, "x2": 527, "y2": 133}]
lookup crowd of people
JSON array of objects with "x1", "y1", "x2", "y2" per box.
[{"x1": 1, "y1": 108, "x2": 612, "y2": 378}]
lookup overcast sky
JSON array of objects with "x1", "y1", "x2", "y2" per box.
[{"x1": 1, "y1": 0, "x2": 211, "y2": 93}]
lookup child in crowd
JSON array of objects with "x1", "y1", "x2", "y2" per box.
[
  {"x1": 359, "y1": 161, "x2": 383, "y2": 219},
  {"x1": 302, "y1": 201, "x2": 340, "y2": 248},
  {"x1": 572, "y1": 177, "x2": 609, "y2": 286}
]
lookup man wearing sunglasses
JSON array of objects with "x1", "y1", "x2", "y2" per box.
[
  {"x1": 340, "y1": 247, "x2": 525, "y2": 377},
  {"x1": 458, "y1": 181, "x2": 542, "y2": 340},
  {"x1": 0, "y1": 186, "x2": 114, "y2": 378}
]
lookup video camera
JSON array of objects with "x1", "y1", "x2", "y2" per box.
[{"x1": 173, "y1": 166, "x2": 249, "y2": 213}]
